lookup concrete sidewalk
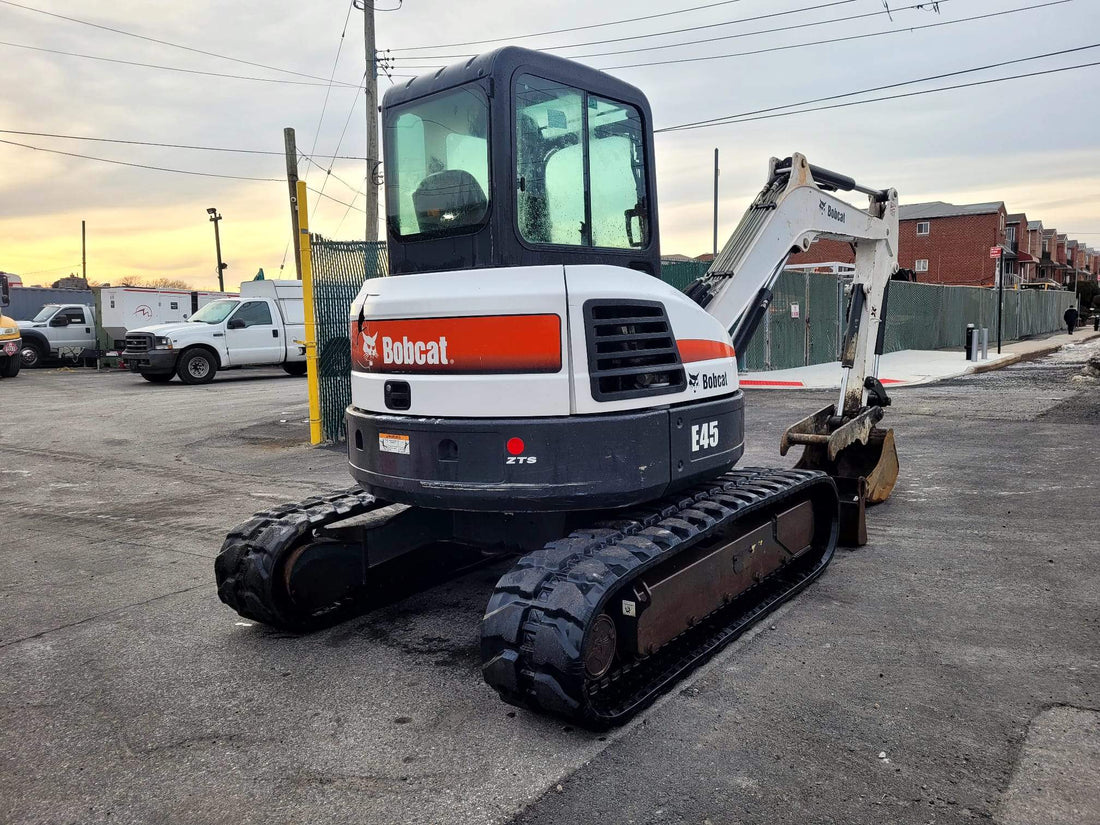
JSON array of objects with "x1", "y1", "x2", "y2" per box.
[{"x1": 740, "y1": 328, "x2": 1100, "y2": 389}]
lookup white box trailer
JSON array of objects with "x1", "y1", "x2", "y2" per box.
[{"x1": 100, "y1": 287, "x2": 238, "y2": 348}]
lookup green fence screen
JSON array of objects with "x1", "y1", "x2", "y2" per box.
[{"x1": 311, "y1": 237, "x2": 387, "y2": 442}]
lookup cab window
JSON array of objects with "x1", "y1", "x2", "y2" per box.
[
  {"x1": 62, "y1": 307, "x2": 86, "y2": 324},
  {"x1": 515, "y1": 75, "x2": 649, "y2": 250},
  {"x1": 386, "y1": 86, "x2": 490, "y2": 239},
  {"x1": 230, "y1": 301, "x2": 272, "y2": 328}
]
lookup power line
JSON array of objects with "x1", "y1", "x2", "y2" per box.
[
  {"x1": 301, "y1": 153, "x2": 363, "y2": 195},
  {"x1": 306, "y1": 2, "x2": 358, "y2": 172},
  {"x1": 307, "y1": 185, "x2": 366, "y2": 213},
  {"x1": 17, "y1": 263, "x2": 82, "y2": 276},
  {"x1": 0, "y1": 137, "x2": 282, "y2": 181},
  {"x1": 564, "y1": 0, "x2": 949, "y2": 61},
  {"x1": 659, "y1": 58, "x2": 1100, "y2": 131},
  {"x1": 0, "y1": 0, "x2": 358, "y2": 85},
  {"x1": 389, "y1": 0, "x2": 902, "y2": 63},
  {"x1": 389, "y1": 0, "x2": 750, "y2": 52},
  {"x1": 333, "y1": 177, "x2": 370, "y2": 237},
  {"x1": 308, "y1": 68, "x2": 369, "y2": 223},
  {"x1": 601, "y1": 0, "x2": 1070, "y2": 70},
  {"x1": 0, "y1": 39, "x2": 361, "y2": 87},
  {"x1": 657, "y1": 41, "x2": 1100, "y2": 132},
  {"x1": 0, "y1": 129, "x2": 372, "y2": 159}
]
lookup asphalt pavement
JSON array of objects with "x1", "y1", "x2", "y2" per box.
[{"x1": 1, "y1": 344, "x2": 1098, "y2": 825}]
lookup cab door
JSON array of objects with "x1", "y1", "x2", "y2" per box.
[
  {"x1": 52, "y1": 306, "x2": 93, "y2": 353},
  {"x1": 224, "y1": 300, "x2": 284, "y2": 365}
]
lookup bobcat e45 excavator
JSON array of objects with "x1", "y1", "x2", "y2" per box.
[{"x1": 216, "y1": 47, "x2": 900, "y2": 727}]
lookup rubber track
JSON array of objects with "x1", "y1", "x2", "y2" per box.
[
  {"x1": 480, "y1": 468, "x2": 838, "y2": 728},
  {"x1": 214, "y1": 487, "x2": 381, "y2": 630}
]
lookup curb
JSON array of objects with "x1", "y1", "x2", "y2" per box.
[
  {"x1": 969, "y1": 330, "x2": 1100, "y2": 376},
  {"x1": 740, "y1": 330, "x2": 1099, "y2": 390}
]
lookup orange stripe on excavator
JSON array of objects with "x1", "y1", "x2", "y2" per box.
[
  {"x1": 351, "y1": 314, "x2": 561, "y2": 373},
  {"x1": 677, "y1": 338, "x2": 736, "y2": 363}
]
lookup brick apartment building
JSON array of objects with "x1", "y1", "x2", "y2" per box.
[
  {"x1": 790, "y1": 200, "x2": 1012, "y2": 286},
  {"x1": 1006, "y1": 212, "x2": 1037, "y2": 283}
]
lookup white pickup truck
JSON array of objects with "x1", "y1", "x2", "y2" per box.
[
  {"x1": 16, "y1": 303, "x2": 97, "y2": 367},
  {"x1": 123, "y1": 280, "x2": 307, "y2": 384}
]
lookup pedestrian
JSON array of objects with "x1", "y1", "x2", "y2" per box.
[{"x1": 1064, "y1": 305, "x2": 1079, "y2": 335}]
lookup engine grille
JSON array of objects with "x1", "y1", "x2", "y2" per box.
[
  {"x1": 583, "y1": 299, "x2": 685, "y2": 401},
  {"x1": 124, "y1": 332, "x2": 154, "y2": 354}
]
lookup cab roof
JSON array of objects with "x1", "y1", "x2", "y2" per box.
[{"x1": 382, "y1": 46, "x2": 652, "y2": 121}]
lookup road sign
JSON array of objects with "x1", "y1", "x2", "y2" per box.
[{"x1": 990, "y1": 246, "x2": 1002, "y2": 259}]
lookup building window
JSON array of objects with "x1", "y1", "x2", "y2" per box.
[
  {"x1": 1005, "y1": 225, "x2": 1016, "y2": 244},
  {"x1": 916, "y1": 221, "x2": 930, "y2": 236},
  {"x1": 914, "y1": 259, "x2": 929, "y2": 272}
]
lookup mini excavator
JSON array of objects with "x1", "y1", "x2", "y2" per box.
[{"x1": 216, "y1": 47, "x2": 900, "y2": 727}]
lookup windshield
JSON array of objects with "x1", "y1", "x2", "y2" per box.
[
  {"x1": 31, "y1": 306, "x2": 58, "y2": 322},
  {"x1": 189, "y1": 299, "x2": 238, "y2": 324},
  {"x1": 385, "y1": 85, "x2": 490, "y2": 239}
]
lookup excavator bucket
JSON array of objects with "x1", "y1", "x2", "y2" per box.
[{"x1": 780, "y1": 405, "x2": 900, "y2": 546}]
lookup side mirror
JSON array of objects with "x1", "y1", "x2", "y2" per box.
[
  {"x1": 227, "y1": 318, "x2": 246, "y2": 330},
  {"x1": 50, "y1": 316, "x2": 70, "y2": 327}
]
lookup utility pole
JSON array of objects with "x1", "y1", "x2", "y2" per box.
[
  {"x1": 208, "y1": 208, "x2": 227, "y2": 292},
  {"x1": 996, "y1": 252, "x2": 1003, "y2": 354},
  {"x1": 712, "y1": 148, "x2": 719, "y2": 257},
  {"x1": 81, "y1": 220, "x2": 87, "y2": 283},
  {"x1": 359, "y1": 0, "x2": 380, "y2": 241},
  {"x1": 284, "y1": 127, "x2": 303, "y2": 279}
]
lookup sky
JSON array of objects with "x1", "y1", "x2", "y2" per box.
[{"x1": 2, "y1": 0, "x2": 1099, "y2": 288}]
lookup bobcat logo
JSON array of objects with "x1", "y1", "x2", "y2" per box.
[
  {"x1": 819, "y1": 199, "x2": 827, "y2": 214},
  {"x1": 688, "y1": 372, "x2": 699, "y2": 388},
  {"x1": 362, "y1": 332, "x2": 378, "y2": 361}
]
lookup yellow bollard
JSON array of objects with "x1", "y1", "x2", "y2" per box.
[{"x1": 296, "y1": 180, "x2": 323, "y2": 445}]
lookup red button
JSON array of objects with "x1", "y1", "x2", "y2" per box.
[{"x1": 506, "y1": 437, "x2": 525, "y2": 456}]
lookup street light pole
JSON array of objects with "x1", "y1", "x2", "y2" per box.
[{"x1": 207, "y1": 208, "x2": 226, "y2": 292}]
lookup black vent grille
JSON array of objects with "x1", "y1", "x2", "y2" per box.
[
  {"x1": 124, "y1": 333, "x2": 153, "y2": 354},
  {"x1": 583, "y1": 299, "x2": 685, "y2": 401}
]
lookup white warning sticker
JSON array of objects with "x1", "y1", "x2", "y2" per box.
[
  {"x1": 378, "y1": 433, "x2": 410, "y2": 455},
  {"x1": 621, "y1": 600, "x2": 636, "y2": 617}
]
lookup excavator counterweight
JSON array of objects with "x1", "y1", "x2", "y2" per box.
[{"x1": 215, "y1": 46, "x2": 900, "y2": 726}]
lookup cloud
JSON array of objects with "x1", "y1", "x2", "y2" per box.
[{"x1": 3, "y1": 0, "x2": 1098, "y2": 281}]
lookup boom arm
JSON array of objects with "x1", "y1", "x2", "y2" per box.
[{"x1": 687, "y1": 153, "x2": 899, "y2": 415}]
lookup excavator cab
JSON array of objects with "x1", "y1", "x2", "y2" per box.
[{"x1": 381, "y1": 46, "x2": 661, "y2": 277}]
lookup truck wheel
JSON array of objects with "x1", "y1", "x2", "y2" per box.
[
  {"x1": 282, "y1": 362, "x2": 307, "y2": 376},
  {"x1": 141, "y1": 372, "x2": 173, "y2": 383},
  {"x1": 20, "y1": 342, "x2": 43, "y2": 369},
  {"x1": 1, "y1": 356, "x2": 19, "y2": 378},
  {"x1": 176, "y1": 349, "x2": 216, "y2": 385}
]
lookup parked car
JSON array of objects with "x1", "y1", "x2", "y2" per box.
[
  {"x1": 123, "y1": 280, "x2": 307, "y2": 384},
  {"x1": 16, "y1": 303, "x2": 96, "y2": 368}
]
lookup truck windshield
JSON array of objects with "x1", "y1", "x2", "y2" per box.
[
  {"x1": 385, "y1": 84, "x2": 490, "y2": 239},
  {"x1": 31, "y1": 306, "x2": 58, "y2": 322},
  {"x1": 189, "y1": 300, "x2": 238, "y2": 324}
]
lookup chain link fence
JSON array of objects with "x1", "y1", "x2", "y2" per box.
[{"x1": 310, "y1": 237, "x2": 387, "y2": 442}]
